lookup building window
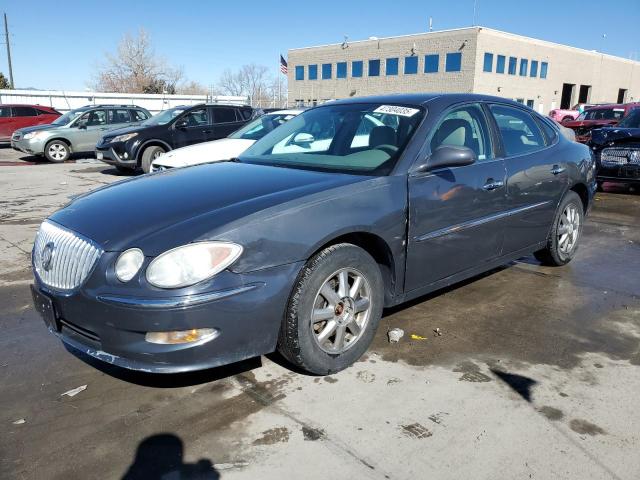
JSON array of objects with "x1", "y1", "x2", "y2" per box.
[
  {"x1": 309, "y1": 64, "x2": 318, "y2": 80},
  {"x1": 337, "y1": 62, "x2": 347, "y2": 79},
  {"x1": 530, "y1": 60, "x2": 538, "y2": 77},
  {"x1": 424, "y1": 54, "x2": 439, "y2": 73},
  {"x1": 540, "y1": 62, "x2": 548, "y2": 79},
  {"x1": 496, "y1": 55, "x2": 505, "y2": 74},
  {"x1": 295, "y1": 66, "x2": 304, "y2": 81},
  {"x1": 508, "y1": 57, "x2": 517, "y2": 75},
  {"x1": 446, "y1": 52, "x2": 462, "y2": 72},
  {"x1": 322, "y1": 63, "x2": 332, "y2": 79},
  {"x1": 368, "y1": 59, "x2": 380, "y2": 77},
  {"x1": 352, "y1": 61, "x2": 363, "y2": 78},
  {"x1": 526, "y1": 99, "x2": 534, "y2": 108},
  {"x1": 519, "y1": 59, "x2": 528, "y2": 77},
  {"x1": 386, "y1": 57, "x2": 399, "y2": 75},
  {"x1": 404, "y1": 56, "x2": 418, "y2": 74},
  {"x1": 516, "y1": 98, "x2": 525, "y2": 104},
  {"x1": 483, "y1": 53, "x2": 493, "y2": 72}
]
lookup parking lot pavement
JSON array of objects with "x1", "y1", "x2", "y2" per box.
[{"x1": 1, "y1": 157, "x2": 639, "y2": 480}]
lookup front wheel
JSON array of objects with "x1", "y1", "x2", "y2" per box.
[
  {"x1": 278, "y1": 243, "x2": 384, "y2": 375},
  {"x1": 534, "y1": 191, "x2": 583, "y2": 266},
  {"x1": 141, "y1": 145, "x2": 165, "y2": 173},
  {"x1": 44, "y1": 140, "x2": 70, "y2": 163}
]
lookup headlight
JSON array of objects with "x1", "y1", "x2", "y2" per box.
[
  {"x1": 146, "y1": 242, "x2": 242, "y2": 289},
  {"x1": 23, "y1": 131, "x2": 46, "y2": 140},
  {"x1": 112, "y1": 132, "x2": 138, "y2": 143},
  {"x1": 115, "y1": 248, "x2": 145, "y2": 282}
]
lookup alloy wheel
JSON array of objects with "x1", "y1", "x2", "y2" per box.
[
  {"x1": 558, "y1": 203, "x2": 580, "y2": 254},
  {"x1": 311, "y1": 268, "x2": 372, "y2": 354},
  {"x1": 48, "y1": 143, "x2": 67, "y2": 161}
]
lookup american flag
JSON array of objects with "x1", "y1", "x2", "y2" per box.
[{"x1": 280, "y1": 55, "x2": 288, "y2": 75}]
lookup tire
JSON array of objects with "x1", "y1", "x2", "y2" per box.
[
  {"x1": 534, "y1": 191, "x2": 584, "y2": 266},
  {"x1": 278, "y1": 243, "x2": 384, "y2": 375},
  {"x1": 44, "y1": 140, "x2": 70, "y2": 163},
  {"x1": 140, "y1": 145, "x2": 165, "y2": 173}
]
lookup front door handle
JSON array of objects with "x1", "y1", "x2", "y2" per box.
[
  {"x1": 551, "y1": 165, "x2": 566, "y2": 175},
  {"x1": 483, "y1": 179, "x2": 504, "y2": 191}
]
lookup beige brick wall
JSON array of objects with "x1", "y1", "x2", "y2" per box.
[
  {"x1": 287, "y1": 28, "x2": 478, "y2": 102},
  {"x1": 287, "y1": 27, "x2": 640, "y2": 114},
  {"x1": 474, "y1": 28, "x2": 640, "y2": 113}
]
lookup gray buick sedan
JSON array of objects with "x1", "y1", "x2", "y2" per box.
[{"x1": 31, "y1": 94, "x2": 596, "y2": 374}]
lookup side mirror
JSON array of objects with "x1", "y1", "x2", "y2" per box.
[
  {"x1": 417, "y1": 145, "x2": 477, "y2": 172},
  {"x1": 175, "y1": 119, "x2": 188, "y2": 129},
  {"x1": 291, "y1": 132, "x2": 314, "y2": 146}
]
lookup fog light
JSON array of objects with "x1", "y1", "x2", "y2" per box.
[
  {"x1": 123, "y1": 152, "x2": 129, "y2": 159},
  {"x1": 145, "y1": 328, "x2": 218, "y2": 345}
]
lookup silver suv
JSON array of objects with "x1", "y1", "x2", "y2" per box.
[{"x1": 11, "y1": 105, "x2": 151, "y2": 162}]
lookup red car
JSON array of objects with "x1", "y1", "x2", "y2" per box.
[
  {"x1": 562, "y1": 103, "x2": 640, "y2": 143},
  {"x1": 0, "y1": 104, "x2": 61, "y2": 143}
]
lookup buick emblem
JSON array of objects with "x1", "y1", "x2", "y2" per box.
[{"x1": 42, "y1": 242, "x2": 55, "y2": 271}]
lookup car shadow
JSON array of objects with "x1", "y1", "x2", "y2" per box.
[
  {"x1": 65, "y1": 343, "x2": 262, "y2": 388},
  {"x1": 121, "y1": 433, "x2": 220, "y2": 480}
]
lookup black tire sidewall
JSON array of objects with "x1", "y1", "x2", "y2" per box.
[
  {"x1": 289, "y1": 244, "x2": 383, "y2": 374},
  {"x1": 549, "y1": 191, "x2": 583, "y2": 265},
  {"x1": 141, "y1": 146, "x2": 165, "y2": 173},
  {"x1": 44, "y1": 140, "x2": 70, "y2": 163}
]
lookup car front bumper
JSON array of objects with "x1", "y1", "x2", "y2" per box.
[
  {"x1": 95, "y1": 143, "x2": 137, "y2": 169},
  {"x1": 597, "y1": 164, "x2": 640, "y2": 183},
  {"x1": 11, "y1": 136, "x2": 46, "y2": 155},
  {"x1": 32, "y1": 260, "x2": 303, "y2": 373}
]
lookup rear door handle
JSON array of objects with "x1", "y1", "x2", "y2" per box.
[
  {"x1": 551, "y1": 165, "x2": 566, "y2": 175},
  {"x1": 483, "y1": 179, "x2": 504, "y2": 191}
]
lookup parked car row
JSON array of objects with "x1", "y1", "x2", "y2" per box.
[
  {"x1": 30, "y1": 93, "x2": 596, "y2": 375},
  {"x1": 10, "y1": 103, "x2": 260, "y2": 172}
]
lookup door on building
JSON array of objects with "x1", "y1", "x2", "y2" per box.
[
  {"x1": 578, "y1": 85, "x2": 591, "y2": 104},
  {"x1": 617, "y1": 89, "x2": 628, "y2": 103},
  {"x1": 560, "y1": 83, "x2": 575, "y2": 109}
]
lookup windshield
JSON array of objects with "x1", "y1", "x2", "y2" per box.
[
  {"x1": 142, "y1": 107, "x2": 185, "y2": 126},
  {"x1": 239, "y1": 103, "x2": 425, "y2": 175},
  {"x1": 52, "y1": 109, "x2": 84, "y2": 126},
  {"x1": 616, "y1": 109, "x2": 640, "y2": 128},
  {"x1": 577, "y1": 108, "x2": 625, "y2": 121},
  {"x1": 229, "y1": 112, "x2": 299, "y2": 140}
]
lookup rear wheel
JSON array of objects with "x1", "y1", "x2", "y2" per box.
[
  {"x1": 141, "y1": 145, "x2": 165, "y2": 173},
  {"x1": 44, "y1": 140, "x2": 70, "y2": 163},
  {"x1": 278, "y1": 243, "x2": 384, "y2": 375},
  {"x1": 534, "y1": 191, "x2": 583, "y2": 266}
]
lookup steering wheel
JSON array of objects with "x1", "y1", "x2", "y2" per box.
[{"x1": 374, "y1": 144, "x2": 399, "y2": 156}]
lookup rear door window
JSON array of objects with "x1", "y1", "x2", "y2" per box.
[
  {"x1": 12, "y1": 106, "x2": 38, "y2": 117},
  {"x1": 489, "y1": 104, "x2": 546, "y2": 156},
  {"x1": 108, "y1": 109, "x2": 131, "y2": 124},
  {"x1": 213, "y1": 107, "x2": 238, "y2": 124},
  {"x1": 0, "y1": 107, "x2": 10, "y2": 117}
]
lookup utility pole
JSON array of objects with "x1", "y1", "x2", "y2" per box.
[{"x1": 4, "y1": 13, "x2": 14, "y2": 88}]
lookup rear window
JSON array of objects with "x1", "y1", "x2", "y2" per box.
[
  {"x1": 12, "y1": 107, "x2": 38, "y2": 117},
  {"x1": 538, "y1": 117, "x2": 559, "y2": 145},
  {"x1": 578, "y1": 108, "x2": 625, "y2": 121},
  {"x1": 36, "y1": 108, "x2": 57, "y2": 115},
  {"x1": 213, "y1": 107, "x2": 237, "y2": 123},
  {"x1": 490, "y1": 104, "x2": 546, "y2": 156},
  {"x1": 239, "y1": 108, "x2": 253, "y2": 120}
]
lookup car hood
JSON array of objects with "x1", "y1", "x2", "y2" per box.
[
  {"x1": 15, "y1": 123, "x2": 62, "y2": 134},
  {"x1": 590, "y1": 127, "x2": 640, "y2": 147},
  {"x1": 153, "y1": 138, "x2": 255, "y2": 168},
  {"x1": 49, "y1": 162, "x2": 368, "y2": 254},
  {"x1": 563, "y1": 119, "x2": 618, "y2": 129}
]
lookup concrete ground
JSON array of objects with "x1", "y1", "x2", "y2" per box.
[{"x1": 1, "y1": 146, "x2": 639, "y2": 480}]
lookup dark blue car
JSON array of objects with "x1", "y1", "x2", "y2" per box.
[{"x1": 31, "y1": 94, "x2": 596, "y2": 375}]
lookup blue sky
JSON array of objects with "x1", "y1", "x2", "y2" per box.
[{"x1": 3, "y1": 0, "x2": 640, "y2": 91}]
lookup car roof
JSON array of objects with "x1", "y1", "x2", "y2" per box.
[
  {"x1": 324, "y1": 93, "x2": 528, "y2": 108},
  {"x1": 1, "y1": 104, "x2": 58, "y2": 109},
  {"x1": 585, "y1": 102, "x2": 640, "y2": 111}
]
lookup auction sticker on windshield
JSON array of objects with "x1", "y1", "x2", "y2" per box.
[{"x1": 373, "y1": 105, "x2": 421, "y2": 117}]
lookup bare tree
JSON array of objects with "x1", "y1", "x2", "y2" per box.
[
  {"x1": 177, "y1": 80, "x2": 208, "y2": 95},
  {"x1": 217, "y1": 63, "x2": 287, "y2": 107},
  {"x1": 91, "y1": 28, "x2": 183, "y2": 93}
]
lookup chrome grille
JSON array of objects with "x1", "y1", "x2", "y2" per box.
[
  {"x1": 33, "y1": 221, "x2": 102, "y2": 291},
  {"x1": 601, "y1": 147, "x2": 640, "y2": 166}
]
